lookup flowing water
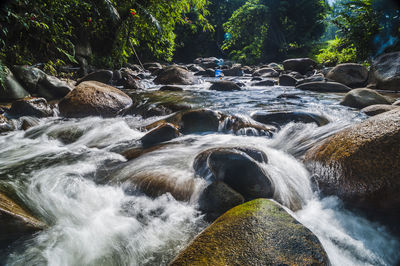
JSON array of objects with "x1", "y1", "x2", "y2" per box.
[{"x1": 0, "y1": 76, "x2": 399, "y2": 265}]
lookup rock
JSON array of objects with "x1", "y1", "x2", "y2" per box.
[
  {"x1": 283, "y1": 58, "x2": 317, "y2": 75},
  {"x1": 58, "y1": 81, "x2": 132, "y2": 118},
  {"x1": 199, "y1": 181, "x2": 244, "y2": 221},
  {"x1": 143, "y1": 62, "x2": 162, "y2": 70},
  {"x1": 209, "y1": 80, "x2": 241, "y2": 91},
  {"x1": 305, "y1": 109, "x2": 400, "y2": 224},
  {"x1": 0, "y1": 67, "x2": 30, "y2": 101},
  {"x1": 372, "y1": 52, "x2": 400, "y2": 91},
  {"x1": 361, "y1": 104, "x2": 399, "y2": 116},
  {"x1": 8, "y1": 97, "x2": 53, "y2": 118},
  {"x1": 76, "y1": 70, "x2": 114, "y2": 85},
  {"x1": 154, "y1": 66, "x2": 194, "y2": 85},
  {"x1": 122, "y1": 143, "x2": 170, "y2": 161},
  {"x1": 194, "y1": 68, "x2": 215, "y2": 77},
  {"x1": 141, "y1": 123, "x2": 179, "y2": 147},
  {"x1": 187, "y1": 64, "x2": 205, "y2": 72},
  {"x1": 193, "y1": 147, "x2": 272, "y2": 200},
  {"x1": 198, "y1": 57, "x2": 219, "y2": 68},
  {"x1": 252, "y1": 67, "x2": 279, "y2": 77},
  {"x1": 121, "y1": 172, "x2": 195, "y2": 201},
  {"x1": 19, "y1": 116, "x2": 40, "y2": 130},
  {"x1": 296, "y1": 74, "x2": 325, "y2": 86},
  {"x1": 37, "y1": 75, "x2": 73, "y2": 99},
  {"x1": 326, "y1": 63, "x2": 368, "y2": 88},
  {"x1": 223, "y1": 67, "x2": 243, "y2": 76},
  {"x1": 119, "y1": 68, "x2": 143, "y2": 90},
  {"x1": 394, "y1": 100, "x2": 400, "y2": 106},
  {"x1": 251, "y1": 111, "x2": 329, "y2": 127},
  {"x1": 277, "y1": 93, "x2": 301, "y2": 99},
  {"x1": 0, "y1": 192, "x2": 45, "y2": 248},
  {"x1": 159, "y1": 85, "x2": 183, "y2": 91},
  {"x1": 0, "y1": 114, "x2": 14, "y2": 133},
  {"x1": 279, "y1": 74, "x2": 297, "y2": 86},
  {"x1": 253, "y1": 79, "x2": 275, "y2": 86},
  {"x1": 340, "y1": 88, "x2": 392, "y2": 108},
  {"x1": 12, "y1": 65, "x2": 46, "y2": 93},
  {"x1": 179, "y1": 109, "x2": 221, "y2": 134},
  {"x1": 296, "y1": 81, "x2": 351, "y2": 92},
  {"x1": 170, "y1": 199, "x2": 329, "y2": 266}
]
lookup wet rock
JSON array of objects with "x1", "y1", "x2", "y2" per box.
[
  {"x1": 296, "y1": 74, "x2": 325, "y2": 86},
  {"x1": 197, "y1": 57, "x2": 219, "y2": 68},
  {"x1": 154, "y1": 66, "x2": 194, "y2": 85},
  {"x1": 0, "y1": 114, "x2": 14, "y2": 133},
  {"x1": 122, "y1": 143, "x2": 171, "y2": 161},
  {"x1": 253, "y1": 79, "x2": 275, "y2": 86},
  {"x1": 361, "y1": 104, "x2": 399, "y2": 116},
  {"x1": 305, "y1": 109, "x2": 400, "y2": 225},
  {"x1": 394, "y1": 100, "x2": 400, "y2": 106},
  {"x1": 251, "y1": 111, "x2": 329, "y2": 127},
  {"x1": 159, "y1": 85, "x2": 183, "y2": 92},
  {"x1": 372, "y1": 52, "x2": 400, "y2": 91},
  {"x1": 8, "y1": 97, "x2": 53, "y2": 118},
  {"x1": 121, "y1": 172, "x2": 195, "y2": 201},
  {"x1": 340, "y1": 88, "x2": 392, "y2": 109},
  {"x1": 179, "y1": 109, "x2": 221, "y2": 134},
  {"x1": 209, "y1": 80, "x2": 241, "y2": 91},
  {"x1": 279, "y1": 74, "x2": 297, "y2": 86},
  {"x1": 193, "y1": 147, "x2": 272, "y2": 200},
  {"x1": 170, "y1": 199, "x2": 329, "y2": 266},
  {"x1": 296, "y1": 81, "x2": 351, "y2": 92},
  {"x1": 12, "y1": 65, "x2": 46, "y2": 93},
  {"x1": 199, "y1": 181, "x2": 244, "y2": 221},
  {"x1": 37, "y1": 74, "x2": 73, "y2": 99},
  {"x1": 0, "y1": 67, "x2": 30, "y2": 101},
  {"x1": 194, "y1": 68, "x2": 215, "y2": 77},
  {"x1": 120, "y1": 68, "x2": 143, "y2": 90},
  {"x1": 223, "y1": 66, "x2": 243, "y2": 76},
  {"x1": 0, "y1": 192, "x2": 45, "y2": 249},
  {"x1": 76, "y1": 70, "x2": 113, "y2": 85},
  {"x1": 141, "y1": 123, "x2": 179, "y2": 147},
  {"x1": 187, "y1": 64, "x2": 205, "y2": 72},
  {"x1": 277, "y1": 93, "x2": 301, "y2": 99},
  {"x1": 326, "y1": 63, "x2": 368, "y2": 88},
  {"x1": 283, "y1": 58, "x2": 317, "y2": 75},
  {"x1": 252, "y1": 67, "x2": 279, "y2": 77},
  {"x1": 19, "y1": 116, "x2": 40, "y2": 131},
  {"x1": 58, "y1": 81, "x2": 132, "y2": 118},
  {"x1": 143, "y1": 62, "x2": 162, "y2": 71}
]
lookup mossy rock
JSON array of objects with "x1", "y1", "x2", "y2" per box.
[{"x1": 170, "y1": 199, "x2": 329, "y2": 265}]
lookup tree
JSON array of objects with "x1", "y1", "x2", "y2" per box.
[{"x1": 222, "y1": 0, "x2": 327, "y2": 64}]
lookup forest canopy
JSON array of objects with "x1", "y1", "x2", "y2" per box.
[{"x1": 0, "y1": 0, "x2": 399, "y2": 68}]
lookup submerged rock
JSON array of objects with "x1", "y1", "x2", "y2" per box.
[
  {"x1": 58, "y1": 81, "x2": 132, "y2": 118},
  {"x1": 8, "y1": 97, "x2": 53, "y2": 118},
  {"x1": 0, "y1": 192, "x2": 45, "y2": 249},
  {"x1": 326, "y1": 63, "x2": 368, "y2": 88},
  {"x1": 159, "y1": 85, "x2": 183, "y2": 91},
  {"x1": 297, "y1": 81, "x2": 351, "y2": 92},
  {"x1": 253, "y1": 79, "x2": 275, "y2": 86},
  {"x1": 0, "y1": 114, "x2": 14, "y2": 133},
  {"x1": 154, "y1": 66, "x2": 194, "y2": 85},
  {"x1": 251, "y1": 111, "x2": 329, "y2": 127},
  {"x1": 340, "y1": 88, "x2": 392, "y2": 108},
  {"x1": 193, "y1": 147, "x2": 272, "y2": 200},
  {"x1": 283, "y1": 58, "x2": 317, "y2": 75},
  {"x1": 170, "y1": 199, "x2": 329, "y2": 265},
  {"x1": 209, "y1": 80, "x2": 241, "y2": 91},
  {"x1": 372, "y1": 52, "x2": 400, "y2": 91},
  {"x1": 305, "y1": 109, "x2": 400, "y2": 227}
]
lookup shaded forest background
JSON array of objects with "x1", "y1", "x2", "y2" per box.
[{"x1": 0, "y1": 0, "x2": 399, "y2": 74}]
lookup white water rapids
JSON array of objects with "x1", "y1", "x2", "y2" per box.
[{"x1": 0, "y1": 81, "x2": 399, "y2": 265}]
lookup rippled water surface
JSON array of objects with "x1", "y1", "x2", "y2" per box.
[{"x1": 1, "y1": 77, "x2": 399, "y2": 265}]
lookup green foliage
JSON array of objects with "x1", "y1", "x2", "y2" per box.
[
  {"x1": 222, "y1": 0, "x2": 327, "y2": 64},
  {"x1": 316, "y1": 37, "x2": 357, "y2": 66}
]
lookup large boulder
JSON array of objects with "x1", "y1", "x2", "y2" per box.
[
  {"x1": 283, "y1": 58, "x2": 317, "y2": 75},
  {"x1": 326, "y1": 63, "x2": 368, "y2": 88},
  {"x1": 296, "y1": 81, "x2": 351, "y2": 92},
  {"x1": 252, "y1": 67, "x2": 279, "y2": 77},
  {"x1": 305, "y1": 109, "x2": 400, "y2": 224},
  {"x1": 0, "y1": 192, "x2": 45, "y2": 249},
  {"x1": 296, "y1": 74, "x2": 325, "y2": 86},
  {"x1": 8, "y1": 97, "x2": 53, "y2": 118},
  {"x1": 372, "y1": 52, "x2": 400, "y2": 91},
  {"x1": 58, "y1": 81, "x2": 132, "y2": 118},
  {"x1": 279, "y1": 74, "x2": 297, "y2": 86},
  {"x1": 0, "y1": 67, "x2": 30, "y2": 101},
  {"x1": 251, "y1": 111, "x2": 329, "y2": 127},
  {"x1": 361, "y1": 104, "x2": 399, "y2": 116},
  {"x1": 193, "y1": 147, "x2": 272, "y2": 200},
  {"x1": 340, "y1": 88, "x2": 392, "y2": 108},
  {"x1": 209, "y1": 80, "x2": 241, "y2": 91},
  {"x1": 76, "y1": 70, "x2": 113, "y2": 85},
  {"x1": 154, "y1": 66, "x2": 194, "y2": 85},
  {"x1": 170, "y1": 199, "x2": 329, "y2": 265},
  {"x1": 223, "y1": 66, "x2": 243, "y2": 76},
  {"x1": 12, "y1": 65, "x2": 46, "y2": 93}
]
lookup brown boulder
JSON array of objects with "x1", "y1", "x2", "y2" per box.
[
  {"x1": 58, "y1": 81, "x2": 132, "y2": 118},
  {"x1": 154, "y1": 66, "x2": 194, "y2": 85},
  {"x1": 326, "y1": 63, "x2": 368, "y2": 88}
]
